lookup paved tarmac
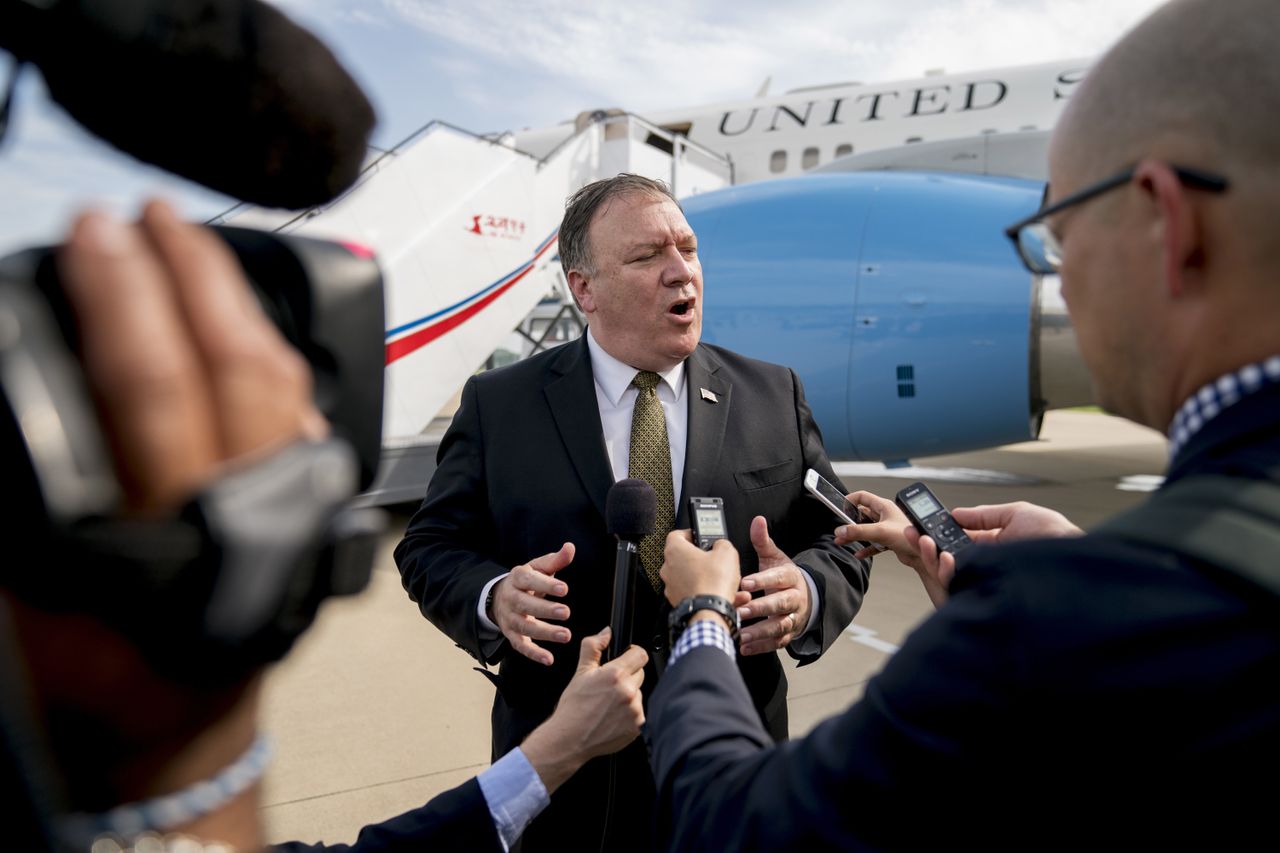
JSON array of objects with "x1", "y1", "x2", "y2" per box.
[{"x1": 259, "y1": 409, "x2": 1168, "y2": 846}]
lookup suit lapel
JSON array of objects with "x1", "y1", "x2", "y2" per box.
[
  {"x1": 545, "y1": 335, "x2": 613, "y2": 521},
  {"x1": 678, "y1": 345, "x2": 732, "y2": 525}
]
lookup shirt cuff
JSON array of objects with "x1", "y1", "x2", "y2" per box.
[
  {"x1": 797, "y1": 566, "x2": 820, "y2": 635},
  {"x1": 669, "y1": 618, "x2": 736, "y2": 668},
  {"x1": 477, "y1": 573, "x2": 508, "y2": 637},
  {"x1": 783, "y1": 563, "x2": 824, "y2": 655},
  {"x1": 477, "y1": 747, "x2": 550, "y2": 852},
  {"x1": 786, "y1": 565, "x2": 823, "y2": 657}
]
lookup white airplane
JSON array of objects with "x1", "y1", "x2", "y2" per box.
[
  {"x1": 211, "y1": 57, "x2": 1091, "y2": 503},
  {"x1": 515, "y1": 58, "x2": 1086, "y2": 182}
]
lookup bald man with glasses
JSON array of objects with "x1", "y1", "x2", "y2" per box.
[{"x1": 644, "y1": 0, "x2": 1280, "y2": 847}]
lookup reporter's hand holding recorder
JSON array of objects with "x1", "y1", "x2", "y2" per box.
[
  {"x1": 834, "y1": 490, "x2": 1083, "y2": 607},
  {"x1": 662, "y1": 487, "x2": 1084, "y2": 619}
]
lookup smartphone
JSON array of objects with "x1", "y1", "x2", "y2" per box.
[
  {"x1": 688, "y1": 496, "x2": 728, "y2": 550},
  {"x1": 804, "y1": 469, "x2": 886, "y2": 552},
  {"x1": 894, "y1": 481, "x2": 973, "y2": 555}
]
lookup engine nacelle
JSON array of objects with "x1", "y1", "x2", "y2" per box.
[{"x1": 688, "y1": 171, "x2": 1087, "y2": 461}]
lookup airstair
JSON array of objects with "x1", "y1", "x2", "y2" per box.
[{"x1": 210, "y1": 113, "x2": 733, "y2": 503}]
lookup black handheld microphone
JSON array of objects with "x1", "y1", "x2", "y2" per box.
[
  {"x1": 0, "y1": 0, "x2": 376, "y2": 208},
  {"x1": 605, "y1": 478, "x2": 656, "y2": 662}
]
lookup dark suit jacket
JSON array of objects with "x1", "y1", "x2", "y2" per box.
[
  {"x1": 274, "y1": 777, "x2": 500, "y2": 852},
  {"x1": 395, "y1": 334, "x2": 869, "y2": 850},
  {"x1": 647, "y1": 381, "x2": 1280, "y2": 850}
]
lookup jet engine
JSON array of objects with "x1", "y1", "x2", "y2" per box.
[{"x1": 689, "y1": 171, "x2": 1091, "y2": 460}]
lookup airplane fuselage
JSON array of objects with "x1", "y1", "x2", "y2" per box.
[{"x1": 516, "y1": 59, "x2": 1089, "y2": 185}]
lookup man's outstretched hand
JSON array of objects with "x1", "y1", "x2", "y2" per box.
[{"x1": 490, "y1": 543, "x2": 577, "y2": 666}]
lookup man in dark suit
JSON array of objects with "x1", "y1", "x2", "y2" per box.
[
  {"x1": 395, "y1": 175, "x2": 870, "y2": 849},
  {"x1": 647, "y1": 0, "x2": 1280, "y2": 846}
]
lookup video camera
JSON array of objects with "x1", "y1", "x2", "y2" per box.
[{"x1": 0, "y1": 0, "x2": 387, "y2": 679}]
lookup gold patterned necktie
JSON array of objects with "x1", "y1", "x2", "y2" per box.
[{"x1": 629, "y1": 370, "x2": 674, "y2": 592}]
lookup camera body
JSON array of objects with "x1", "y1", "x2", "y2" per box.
[
  {"x1": 0, "y1": 226, "x2": 385, "y2": 517},
  {"x1": 0, "y1": 228, "x2": 387, "y2": 677}
]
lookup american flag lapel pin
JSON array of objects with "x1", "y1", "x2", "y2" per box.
[{"x1": 700, "y1": 387, "x2": 719, "y2": 404}]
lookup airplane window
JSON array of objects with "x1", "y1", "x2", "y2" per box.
[
  {"x1": 770, "y1": 149, "x2": 787, "y2": 173},
  {"x1": 835, "y1": 143, "x2": 854, "y2": 158},
  {"x1": 802, "y1": 147, "x2": 819, "y2": 169}
]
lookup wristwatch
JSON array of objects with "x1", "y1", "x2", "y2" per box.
[{"x1": 668, "y1": 594, "x2": 741, "y2": 647}]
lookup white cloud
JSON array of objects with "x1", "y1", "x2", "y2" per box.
[
  {"x1": 371, "y1": 0, "x2": 1167, "y2": 119},
  {"x1": 857, "y1": 0, "x2": 1167, "y2": 80}
]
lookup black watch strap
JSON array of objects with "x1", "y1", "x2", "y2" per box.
[{"x1": 668, "y1": 594, "x2": 741, "y2": 648}]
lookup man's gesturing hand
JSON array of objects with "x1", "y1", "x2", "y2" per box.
[
  {"x1": 520, "y1": 627, "x2": 648, "y2": 794},
  {"x1": 491, "y1": 543, "x2": 575, "y2": 666},
  {"x1": 737, "y1": 516, "x2": 812, "y2": 656}
]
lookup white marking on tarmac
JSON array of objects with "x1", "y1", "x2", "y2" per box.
[
  {"x1": 845, "y1": 624, "x2": 900, "y2": 655},
  {"x1": 832, "y1": 462, "x2": 1040, "y2": 486},
  {"x1": 1117, "y1": 474, "x2": 1165, "y2": 492}
]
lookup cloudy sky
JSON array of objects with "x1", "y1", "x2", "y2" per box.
[{"x1": 0, "y1": 0, "x2": 1168, "y2": 254}]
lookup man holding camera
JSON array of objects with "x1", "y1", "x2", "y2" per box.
[{"x1": 647, "y1": 0, "x2": 1280, "y2": 846}]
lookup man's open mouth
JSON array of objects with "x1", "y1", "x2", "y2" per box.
[{"x1": 670, "y1": 300, "x2": 691, "y2": 316}]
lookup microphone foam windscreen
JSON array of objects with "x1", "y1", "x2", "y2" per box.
[
  {"x1": 606, "y1": 478, "x2": 656, "y2": 542},
  {"x1": 28, "y1": 0, "x2": 376, "y2": 209}
]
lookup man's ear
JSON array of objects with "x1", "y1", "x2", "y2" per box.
[
  {"x1": 1134, "y1": 159, "x2": 1205, "y2": 298},
  {"x1": 567, "y1": 269, "x2": 595, "y2": 314}
]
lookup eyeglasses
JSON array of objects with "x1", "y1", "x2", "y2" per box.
[{"x1": 1003, "y1": 164, "x2": 1229, "y2": 275}]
